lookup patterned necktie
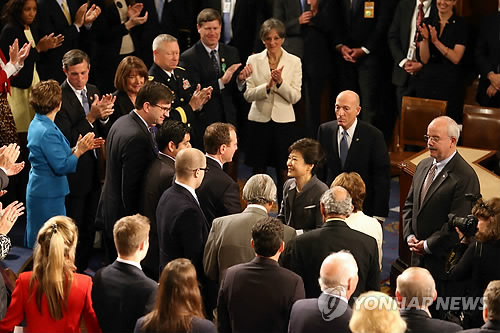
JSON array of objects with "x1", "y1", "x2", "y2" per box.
[
  {"x1": 340, "y1": 130, "x2": 349, "y2": 170},
  {"x1": 81, "y1": 90, "x2": 90, "y2": 115},
  {"x1": 420, "y1": 163, "x2": 437, "y2": 205},
  {"x1": 210, "y1": 50, "x2": 220, "y2": 78},
  {"x1": 61, "y1": 0, "x2": 72, "y2": 25},
  {"x1": 415, "y1": 2, "x2": 425, "y2": 46},
  {"x1": 149, "y1": 126, "x2": 159, "y2": 154}
]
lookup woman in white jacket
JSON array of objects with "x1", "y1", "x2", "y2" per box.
[{"x1": 243, "y1": 18, "x2": 302, "y2": 201}]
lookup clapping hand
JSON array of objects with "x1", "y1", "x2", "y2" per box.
[
  {"x1": 0, "y1": 201, "x2": 24, "y2": 235},
  {"x1": 87, "y1": 94, "x2": 116, "y2": 122},
  {"x1": 0, "y1": 144, "x2": 21, "y2": 174},
  {"x1": 126, "y1": 3, "x2": 148, "y2": 29},
  {"x1": 237, "y1": 64, "x2": 252, "y2": 82},
  {"x1": 84, "y1": 4, "x2": 101, "y2": 24},
  {"x1": 36, "y1": 33, "x2": 64, "y2": 52},
  {"x1": 220, "y1": 63, "x2": 241, "y2": 85},
  {"x1": 189, "y1": 84, "x2": 212, "y2": 110},
  {"x1": 8, "y1": 39, "x2": 31, "y2": 67}
]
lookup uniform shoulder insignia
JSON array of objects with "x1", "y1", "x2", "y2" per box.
[
  {"x1": 176, "y1": 66, "x2": 186, "y2": 71},
  {"x1": 148, "y1": 75, "x2": 154, "y2": 81}
]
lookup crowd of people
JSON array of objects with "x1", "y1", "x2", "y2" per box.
[{"x1": 0, "y1": 0, "x2": 499, "y2": 332}]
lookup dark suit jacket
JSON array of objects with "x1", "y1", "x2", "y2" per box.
[
  {"x1": 196, "y1": 157, "x2": 241, "y2": 226},
  {"x1": 401, "y1": 308, "x2": 462, "y2": 333},
  {"x1": 179, "y1": 41, "x2": 241, "y2": 147},
  {"x1": 36, "y1": 0, "x2": 82, "y2": 82},
  {"x1": 55, "y1": 81, "x2": 105, "y2": 196},
  {"x1": 217, "y1": 256, "x2": 305, "y2": 333},
  {"x1": 0, "y1": 169, "x2": 7, "y2": 190},
  {"x1": 317, "y1": 119, "x2": 390, "y2": 217},
  {"x1": 289, "y1": 296, "x2": 352, "y2": 333},
  {"x1": 0, "y1": 22, "x2": 40, "y2": 89},
  {"x1": 140, "y1": 154, "x2": 175, "y2": 278},
  {"x1": 458, "y1": 320, "x2": 500, "y2": 333},
  {"x1": 91, "y1": 260, "x2": 158, "y2": 333},
  {"x1": 97, "y1": 111, "x2": 157, "y2": 239},
  {"x1": 156, "y1": 182, "x2": 209, "y2": 278},
  {"x1": 403, "y1": 152, "x2": 480, "y2": 279},
  {"x1": 282, "y1": 219, "x2": 380, "y2": 299},
  {"x1": 203, "y1": 206, "x2": 296, "y2": 284},
  {"x1": 475, "y1": 12, "x2": 500, "y2": 107},
  {"x1": 278, "y1": 175, "x2": 328, "y2": 230}
]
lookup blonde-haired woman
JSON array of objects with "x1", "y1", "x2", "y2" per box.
[
  {"x1": 349, "y1": 291, "x2": 406, "y2": 333},
  {"x1": 134, "y1": 258, "x2": 215, "y2": 333},
  {"x1": 0, "y1": 216, "x2": 101, "y2": 332}
]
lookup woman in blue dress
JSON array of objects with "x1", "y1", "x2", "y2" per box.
[{"x1": 25, "y1": 80, "x2": 97, "y2": 248}]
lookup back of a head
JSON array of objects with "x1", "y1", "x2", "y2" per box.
[
  {"x1": 473, "y1": 197, "x2": 500, "y2": 242},
  {"x1": 349, "y1": 291, "x2": 406, "y2": 333},
  {"x1": 142, "y1": 258, "x2": 203, "y2": 332},
  {"x1": 30, "y1": 80, "x2": 62, "y2": 115},
  {"x1": 32, "y1": 216, "x2": 78, "y2": 320},
  {"x1": 175, "y1": 147, "x2": 205, "y2": 180},
  {"x1": 396, "y1": 267, "x2": 436, "y2": 308},
  {"x1": 203, "y1": 122, "x2": 235, "y2": 155},
  {"x1": 484, "y1": 280, "x2": 500, "y2": 322},
  {"x1": 319, "y1": 251, "x2": 359, "y2": 299},
  {"x1": 242, "y1": 174, "x2": 277, "y2": 205},
  {"x1": 320, "y1": 186, "x2": 353, "y2": 217},
  {"x1": 251, "y1": 217, "x2": 284, "y2": 257},
  {"x1": 113, "y1": 214, "x2": 150, "y2": 257},
  {"x1": 331, "y1": 172, "x2": 366, "y2": 212}
]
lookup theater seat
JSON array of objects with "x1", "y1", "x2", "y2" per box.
[
  {"x1": 390, "y1": 97, "x2": 447, "y2": 175},
  {"x1": 462, "y1": 104, "x2": 500, "y2": 151}
]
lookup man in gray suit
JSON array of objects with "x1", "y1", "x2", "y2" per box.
[
  {"x1": 403, "y1": 116, "x2": 480, "y2": 295},
  {"x1": 289, "y1": 251, "x2": 358, "y2": 333},
  {"x1": 203, "y1": 174, "x2": 296, "y2": 284}
]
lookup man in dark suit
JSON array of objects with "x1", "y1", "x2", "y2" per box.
[
  {"x1": 333, "y1": 0, "x2": 392, "y2": 124},
  {"x1": 289, "y1": 251, "x2": 358, "y2": 333},
  {"x1": 156, "y1": 147, "x2": 209, "y2": 276},
  {"x1": 475, "y1": 3, "x2": 500, "y2": 108},
  {"x1": 202, "y1": 0, "x2": 272, "y2": 62},
  {"x1": 396, "y1": 267, "x2": 462, "y2": 333},
  {"x1": 403, "y1": 116, "x2": 480, "y2": 292},
  {"x1": 55, "y1": 49, "x2": 115, "y2": 272},
  {"x1": 140, "y1": 119, "x2": 191, "y2": 279},
  {"x1": 459, "y1": 281, "x2": 500, "y2": 333},
  {"x1": 282, "y1": 186, "x2": 380, "y2": 299},
  {"x1": 388, "y1": 0, "x2": 434, "y2": 114},
  {"x1": 204, "y1": 174, "x2": 296, "y2": 284},
  {"x1": 96, "y1": 81, "x2": 173, "y2": 264},
  {"x1": 317, "y1": 90, "x2": 390, "y2": 220},
  {"x1": 178, "y1": 8, "x2": 252, "y2": 150},
  {"x1": 36, "y1": 0, "x2": 100, "y2": 82},
  {"x1": 196, "y1": 122, "x2": 240, "y2": 226},
  {"x1": 92, "y1": 214, "x2": 158, "y2": 333},
  {"x1": 150, "y1": 34, "x2": 212, "y2": 147},
  {"x1": 217, "y1": 217, "x2": 305, "y2": 333}
]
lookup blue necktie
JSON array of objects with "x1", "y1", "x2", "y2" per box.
[
  {"x1": 149, "y1": 126, "x2": 159, "y2": 154},
  {"x1": 155, "y1": 0, "x2": 164, "y2": 22},
  {"x1": 81, "y1": 90, "x2": 90, "y2": 115},
  {"x1": 223, "y1": 0, "x2": 231, "y2": 44},
  {"x1": 340, "y1": 131, "x2": 349, "y2": 170}
]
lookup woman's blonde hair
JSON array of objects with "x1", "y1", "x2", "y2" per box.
[
  {"x1": 349, "y1": 291, "x2": 406, "y2": 333},
  {"x1": 141, "y1": 258, "x2": 204, "y2": 332},
  {"x1": 30, "y1": 216, "x2": 78, "y2": 320}
]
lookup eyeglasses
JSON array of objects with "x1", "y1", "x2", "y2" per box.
[
  {"x1": 194, "y1": 167, "x2": 209, "y2": 173},
  {"x1": 152, "y1": 104, "x2": 171, "y2": 114},
  {"x1": 424, "y1": 135, "x2": 445, "y2": 143}
]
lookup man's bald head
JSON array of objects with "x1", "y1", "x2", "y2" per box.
[
  {"x1": 318, "y1": 251, "x2": 359, "y2": 299},
  {"x1": 396, "y1": 267, "x2": 437, "y2": 308},
  {"x1": 175, "y1": 148, "x2": 206, "y2": 180},
  {"x1": 337, "y1": 90, "x2": 360, "y2": 107}
]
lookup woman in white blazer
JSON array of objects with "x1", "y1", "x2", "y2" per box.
[{"x1": 243, "y1": 18, "x2": 302, "y2": 201}]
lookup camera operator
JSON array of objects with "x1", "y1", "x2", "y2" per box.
[{"x1": 448, "y1": 197, "x2": 500, "y2": 328}]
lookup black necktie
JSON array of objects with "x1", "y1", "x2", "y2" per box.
[
  {"x1": 210, "y1": 50, "x2": 220, "y2": 78},
  {"x1": 340, "y1": 131, "x2": 349, "y2": 170}
]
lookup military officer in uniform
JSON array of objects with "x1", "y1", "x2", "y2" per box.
[{"x1": 149, "y1": 34, "x2": 212, "y2": 148}]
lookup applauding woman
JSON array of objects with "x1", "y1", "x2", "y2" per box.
[
  {"x1": 0, "y1": 216, "x2": 101, "y2": 332},
  {"x1": 25, "y1": 80, "x2": 100, "y2": 248},
  {"x1": 243, "y1": 18, "x2": 302, "y2": 204}
]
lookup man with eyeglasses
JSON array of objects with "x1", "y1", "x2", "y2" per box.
[
  {"x1": 156, "y1": 147, "x2": 210, "y2": 300},
  {"x1": 97, "y1": 81, "x2": 173, "y2": 264},
  {"x1": 403, "y1": 115, "x2": 480, "y2": 317}
]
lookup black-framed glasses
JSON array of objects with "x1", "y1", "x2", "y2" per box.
[
  {"x1": 152, "y1": 104, "x2": 171, "y2": 113},
  {"x1": 198, "y1": 167, "x2": 209, "y2": 173}
]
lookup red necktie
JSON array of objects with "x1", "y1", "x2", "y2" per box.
[{"x1": 415, "y1": 2, "x2": 424, "y2": 46}]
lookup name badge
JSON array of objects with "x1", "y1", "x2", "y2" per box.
[
  {"x1": 407, "y1": 42, "x2": 416, "y2": 61},
  {"x1": 223, "y1": 0, "x2": 231, "y2": 13},
  {"x1": 364, "y1": 1, "x2": 374, "y2": 18}
]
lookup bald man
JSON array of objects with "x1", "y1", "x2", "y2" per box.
[
  {"x1": 289, "y1": 251, "x2": 358, "y2": 333},
  {"x1": 317, "y1": 90, "x2": 390, "y2": 221},
  {"x1": 396, "y1": 267, "x2": 462, "y2": 332},
  {"x1": 156, "y1": 147, "x2": 209, "y2": 278}
]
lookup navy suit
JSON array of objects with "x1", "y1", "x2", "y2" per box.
[
  {"x1": 401, "y1": 308, "x2": 462, "y2": 333},
  {"x1": 91, "y1": 260, "x2": 158, "y2": 333},
  {"x1": 458, "y1": 321, "x2": 500, "y2": 333},
  {"x1": 97, "y1": 111, "x2": 157, "y2": 263},
  {"x1": 317, "y1": 119, "x2": 390, "y2": 218}
]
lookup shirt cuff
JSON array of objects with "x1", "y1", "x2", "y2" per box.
[
  {"x1": 237, "y1": 79, "x2": 245, "y2": 91},
  {"x1": 399, "y1": 58, "x2": 409, "y2": 68},
  {"x1": 361, "y1": 46, "x2": 370, "y2": 54},
  {"x1": 423, "y1": 240, "x2": 432, "y2": 254},
  {"x1": 406, "y1": 234, "x2": 415, "y2": 243},
  {"x1": 4, "y1": 61, "x2": 19, "y2": 77},
  {"x1": 74, "y1": 24, "x2": 80, "y2": 33},
  {"x1": 100, "y1": 117, "x2": 110, "y2": 125},
  {"x1": 218, "y1": 79, "x2": 224, "y2": 90},
  {"x1": 0, "y1": 167, "x2": 7, "y2": 175}
]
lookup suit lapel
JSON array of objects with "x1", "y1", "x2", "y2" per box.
[
  {"x1": 130, "y1": 111, "x2": 157, "y2": 156},
  {"x1": 174, "y1": 182, "x2": 210, "y2": 230},
  {"x1": 421, "y1": 156, "x2": 457, "y2": 208},
  {"x1": 286, "y1": 180, "x2": 297, "y2": 218},
  {"x1": 332, "y1": 122, "x2": 341, "y2": 169},
  {"x1": 62, "y1": 82, "x2": 86, "y2": 117},
  {"x1": 345, "y1": 122, "x2": 362, "y2": 169}
]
